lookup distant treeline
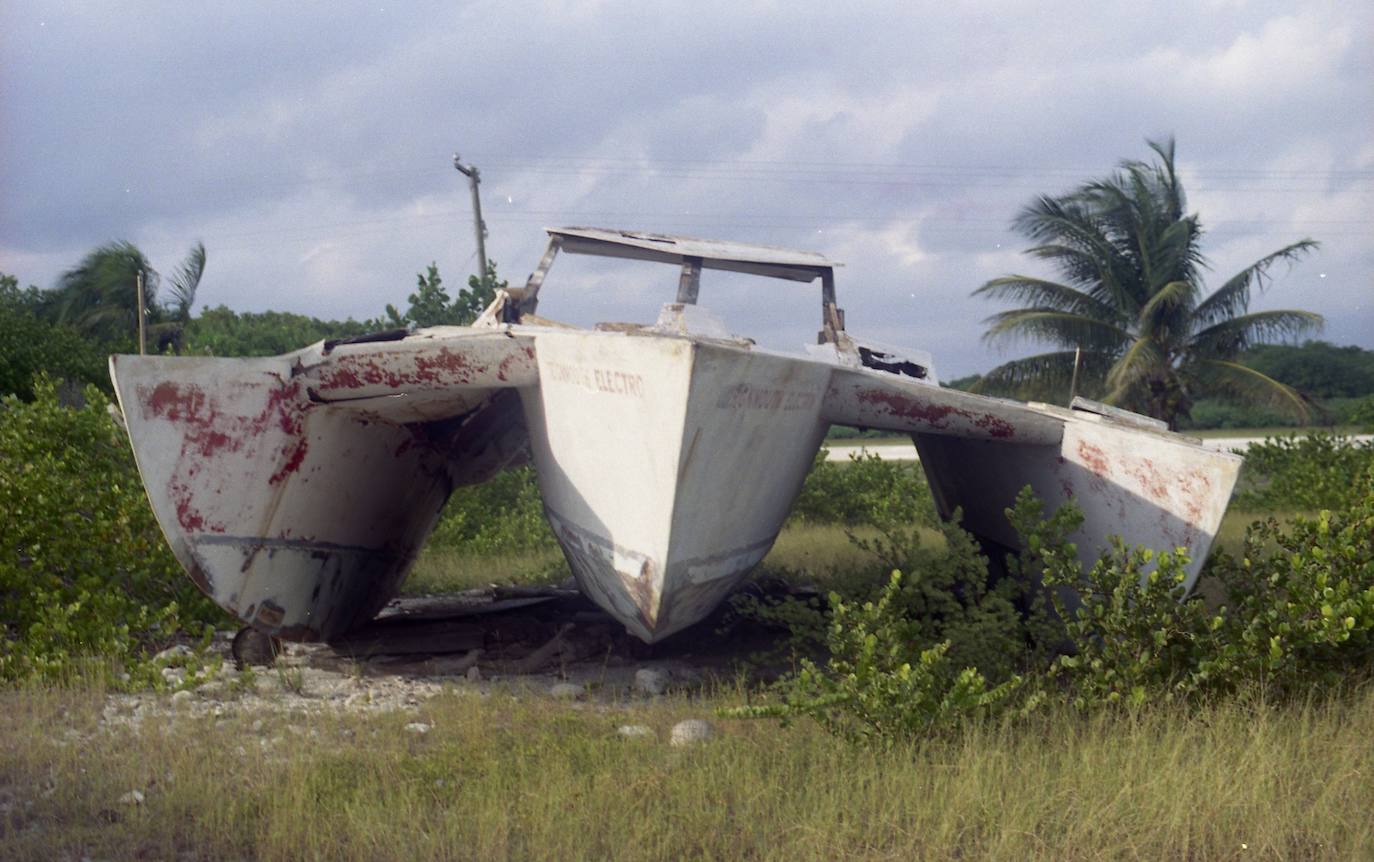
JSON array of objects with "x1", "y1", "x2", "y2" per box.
[
  {"x1": 4, "y1": 267, "x2": 1371, "y2": 430},
  {"x1": 940, "y1": 341, "x2": 1374, "y2": 431}
]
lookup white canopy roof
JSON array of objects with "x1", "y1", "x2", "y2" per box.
[{"x1": 548, "y1": 227, "x2": 839, "y2": 283}]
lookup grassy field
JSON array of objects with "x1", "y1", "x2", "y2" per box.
[
  {"x1": 825, "y1": 427, "x2": 1368, "y2": 447},
  {"x1": 405, "y1": 508, "x2": 1264, "y2": 599},
  {"x1": 3, "y1": 682, "x2": 1371, "y2": 861}
]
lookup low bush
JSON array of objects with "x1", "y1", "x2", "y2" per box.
[
  {"x1": 722, "y1": 570, "x2": 1024, "y2": 743},
  {"x1": 0, "y1": 379, "x2": 225, "y2": 686},
  {"x1": 788, "y1": 449, "x2": 929, "y2": 526},
  {"x1": 1016, "y1": 471, "x2": 1374, "y2": 707},
  {"x1": 427, "y1": 466, "x2": 555, "y2": 556},
  {"x1": 1235, "y1": 431, "x2": 1374, "y2": 511}
]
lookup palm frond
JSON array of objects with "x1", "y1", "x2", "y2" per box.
[
  {"x1": 969, "y1": 350, "x2": 1110, "y2": 401},
  {"x1": 981, "y1": 309, "x2": 1133, "y2": 352},
  {"x1": 1104, "y1": 336, "x2": 1165, "y2": 395},
  {"x1": 165, "y1": 241, "x2": 206, "y2": 320},
  {"x1": 972, "y1": 276, "x2": 1121, "y2": 320},
  {"x1": 1013, "y1": 193, "x2": 1151, "y2": 314},
  {"x1": 1137, "y1": 279, "x2": 1194, "y2": 325},
  {"x1": 1189, "y1": 309, "x2": 1324, "y2": 358},
  {"x1": 1189, "y1": 359, "x2": 1313, "y2": 423},
  {"x1": 1191, "y1": 239, "x2": 1321, "y2": 329}
]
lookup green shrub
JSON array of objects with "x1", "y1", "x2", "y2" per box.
[
  {"x1": 1007, "y1": 488, "x2": 1225, "y2": 706},
  {"x1": 427, "y1": 466, "x2": 555, "y2": 555},
  {"x1": 1234, "y1": 432, "x2": 1374, "y2": 511},
  {"x1": 0, "y1": 378, "x2": 224, "y2": 686},
  {"x1": 1349, "y1": 395, "x2": 1374, "y2": 432},
  {"x1": 789, "y1": 450, "x2": 930, "y2": 526},
  {"x1": 1012, "y1": 469, "x2": 1374, "y2": 706},
  {"x1": 734, "y1": 452, "x2": 1052, "y2": 682},
  {"x1": 0, "y1": 276, "x2": 108, "y2": 400},
  {"x1": 722, "y1": 571, "x2": 1023, "y2": 744},
  {"x1": 1207, "y1": 476, "x2": 1374, "y2": 693}
]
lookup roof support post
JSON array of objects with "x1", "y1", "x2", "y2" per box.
[
  {"x1": 506, "y1": 236, "x2": 562, "y2": 320},
  {"x1": 676, "y1": 256, "x2": 702, "y2": 304},
  {"x1": 818, "y1": 269, "x2": 845, "y2": 344}
]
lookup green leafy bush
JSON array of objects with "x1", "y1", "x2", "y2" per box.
[
  {"x1": 722, "y1": 571, "x2": 1023, "y2": 744},
  {"x1": 0, "y1": 275, "x2": 108, "y2": 400},
  {"x1": 1012, "y1": 469, "x2": 1374, "y2": 706},
  {"x1": 1007, "y1": 489, "x2": 1225, "y2": 706},
  {"x1": 1207, "y1": 481, "x2": 1374, "y2": 693},
  {"x1": 789, "y1": 450, "x2": 930, "y2": 526},
  {"x1": 0, "y1": 378, "x2": 224, "y2": 686},
  {"x1": 427, "y1": 466, "x2": 555, "y2": 555},
  {"x1": 1234, "y1": 432, "x2": 1374, "y2": 511}
]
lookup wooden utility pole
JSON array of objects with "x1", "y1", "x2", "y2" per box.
[
  {"x1": 136, "y1": 270, "x2": 147, "y2": 355},
  {"x1": 1068, "y1": 346, "x2": 1082, "y2": 404},
  {"x1": 453, "y1": 153, "x2": 488, "y2": 283}
]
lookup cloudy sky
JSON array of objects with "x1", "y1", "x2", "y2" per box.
[{"x1": 3, "y1": 0, "x2": 1370, "y2": 378}]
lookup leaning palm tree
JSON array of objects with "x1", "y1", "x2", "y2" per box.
[
  {"x1": 151, "y1": 241, "x2": 206, "y2": 354},
  {"x1": 53, "y1": 241, "x2": 158, "y2": 347},
  {"x1": 972, "y1": 138, "x2": 1321, "y2": 428}
]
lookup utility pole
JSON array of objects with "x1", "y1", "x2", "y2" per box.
[
  {"x1": 136, "y1": 269, "x2": 147, "y2": 355},
  {"x1": 453, "y1": 153, "x2": 488, "y2": 284},
  {"x1": 1068, "y1": 346, "x2": 1082, "y2": 404}
]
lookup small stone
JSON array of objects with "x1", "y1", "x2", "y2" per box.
[
  {"x1": 549, "y1": 683, "x2": 585, "y2": 700},
  {"x1": 251, "y1": 719, "x2": 264, "y2": 733},
  {"x1": 616, "y1": 724, "x2": 654, "y2": 739},
  {"x1": 119, "y1": 789, "x2": 145, "y2": 806},
  {"x1": 405, "y1": 722, "x2": 432, "y2": 734},
  {"x1": 669, "y1": 719, "x2": 714, "y2": 747},
  {"x1": 160, "y1": 667, "x2": 185, "y2": 685},
  {"x1": 634, "y1": 668, "x2": 669, "y2": 696},
  {"x1": 465, "y1": 665, "x2": 482, "y2": 682},
  {"x1": 170, "y1": 690, "x2": 193, "y2": 707},
  {"x1": 154, "y1": 644, "x2": 193, "y2": 663}
]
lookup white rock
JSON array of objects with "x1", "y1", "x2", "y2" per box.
[
  {"x1": 634, "y1": 668, "x2": 669, "y2": 696},
  {"x1": 170, "y1": 690, "x2": 193, "y2": 707},
  {"x1": 154, "y1": 644, "x2": 193, "y2": 663},
  {"x1": 669, "y1": 719, "x2": 715, "y2": 747},
  {"x1": 119, "y1": 789, "x2": 145, "y2": 806},
  {"x1": 549, "y1": 683, "x2": 585, "y2": 700},
  {"x1": 405, "y1": 722, "x2": 432, "y2": 734},
  {"x1": 616, "y1": 724, "x2": 654, "y2": 739},
  {"x1": 465, "y1": 665, "x2": 482, "y2": 682},
  {"x1": 160, "y1": 667, "x2": 185, "y2": 685}
]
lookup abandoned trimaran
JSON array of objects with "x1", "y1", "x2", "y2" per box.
[{"x1": 111, "y1": 227, "x2": 1243, "y2": 644}]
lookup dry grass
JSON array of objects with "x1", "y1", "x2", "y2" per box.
[
  {"x1": 2, "y1": 683, "x2": 1371, "y2": 861},
  {"x1": 402, "y1": 547, "x2": 565, "y2": 595}
]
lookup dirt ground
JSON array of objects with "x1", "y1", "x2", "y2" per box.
[{"x1": 102, "y1": 580, "x2": 806, "y2": 730}]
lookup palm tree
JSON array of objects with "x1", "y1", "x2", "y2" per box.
[
  {"x1": 151, "y1": 241, "x2": 206, "y2": 354},
  {"x1": 53, "y1": 241, "x2": 157, "y2": 347},
  {"x1": 53, "y1": 241, "x2": 206, "y2": 354},
  {"x1": 972, "y1": 138, "x2": 1322, "y2": 428}
]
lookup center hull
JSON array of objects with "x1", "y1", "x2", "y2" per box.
[{"x1": 523, "y1": 331, "x2": 829, "y2": 641}]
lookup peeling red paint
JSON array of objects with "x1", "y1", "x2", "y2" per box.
[
  {"x1": 1076, "y1": 440, "x2": 1110, "y2": 475},
  {"x1": 138, "y1": 377, "x2": 310, "y2": 532},
  {"x1": 317, "y1": 343, "x2": 530, "y2": 393},
  {"x1": 854, "y1": 388, "x2": 1015, "y2": 438},
  {"x1": 1125, "y1": 457, "x2": 1170, "y2": 503},
  {"x1": 268, "y1": 440, "x2": 309, "y2": 485}
]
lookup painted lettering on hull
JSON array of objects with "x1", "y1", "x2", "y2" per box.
[{"x1": 544, "y1": 361, "x2": 645, "y2": 397}]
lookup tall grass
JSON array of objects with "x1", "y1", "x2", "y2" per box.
[{"x1": 2, "y1": 684, "x2": 1371, "y2": 860}]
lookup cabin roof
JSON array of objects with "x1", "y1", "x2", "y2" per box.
[{"x1": 547, "y1": 227, "x2": 838, "y2": 283}]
